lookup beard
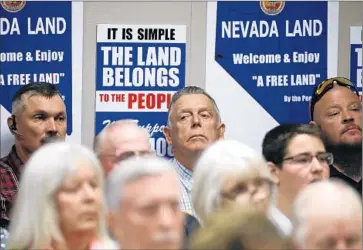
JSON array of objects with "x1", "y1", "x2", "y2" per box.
[{"x1": 322, "y1": 134, "x2": 362, "y2": 179}]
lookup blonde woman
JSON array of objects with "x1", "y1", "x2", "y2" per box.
[{"x1": 7, "y1": 142, "x2": 115, "y2": 250}]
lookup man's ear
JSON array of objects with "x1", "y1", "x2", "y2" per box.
[
  {"x1": 7, "y1": 116, "x2": 16, "y2": 136},
  {"x1": 267, "y1": 161, "x2": 280, "y2": 185},
  {"x1": 218, "y1": 123, "x2": 226, "y2": 139},
  {"x1": 107, "y1": 211, "x2": 122, "y2": 240},
  {"x1": 309, "y1": 120, "x2": 317, "y2": 126},
  {"x1": 163, "y1": 126, "x2": 172, "y2": 145}
]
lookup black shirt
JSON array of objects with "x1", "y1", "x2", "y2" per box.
[{"x1": 330, "y1": 165, "x2": 362, "y2": 195}]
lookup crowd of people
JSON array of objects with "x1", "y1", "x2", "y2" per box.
[{"x1": 0, "y1": 77, "x2": 361, "y2": 250}]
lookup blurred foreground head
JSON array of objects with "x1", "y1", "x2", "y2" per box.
[
  {"x1": 189, "y1": 204, "x2": 292, "y2": 250},
  {"x1": 7, "y1": 142, "x2": 111, "y2": 250},
  {"x1": 292, "y1": 179, "x2": 362, "y2": 250},
  {"x1": 105, "y1": 156, "x2": 184, "y2": 250}
]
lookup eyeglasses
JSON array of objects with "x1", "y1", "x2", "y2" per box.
[
  {"x1": 220, "y1": 178, "x2": 273, "y2": 201},
  {"x1": 310, "y1": 77, "x2": 359, "y2": 120},
  {"x1": 100, "y1": 150, "x2": 153, "y2": 163},
  {"x1": 283, "y1": 152, "x2": 333, "y2": 166}
]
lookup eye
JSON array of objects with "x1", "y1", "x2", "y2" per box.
[
  {"x1": 294, "y1": 156, "x2": 311, "y2": 164},
  {"x1": 34, "y1": 114, "x2": 46, "y2": 120},
  {"x1": 56, "y1": 115, "x2": 66, "y2": 121},
  {"x1": 350, "y1": 105, "x2": 362, "y2": 112}
]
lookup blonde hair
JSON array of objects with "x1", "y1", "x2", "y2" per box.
[
  {"x1": 7, "y1": 142, "x2": 110, "y2": 249},
  {"x1": 192, "y1": 139, "x2": 276, "y2": 223}
]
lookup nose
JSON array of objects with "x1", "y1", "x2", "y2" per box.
[
  {"x1": 310, "y1": 156, "x2": 325, "y2": 173},
  {"x1": 334, "y1": 240, "x2": 348, "y2": 250},
  {"x1": 342, "y1": 109, "x2": 354, "y2": 124},
  {"x1": 82, "y1": 184, "x2": 97, "y2": 202},
  {"x1": 191, "y1": 113, "x2": 201, "y2": 128},
  {"x1": 46, "y1": 118, "x2": 57, "y2": 133},
  {"x1": 158, "y1": 205, "x2": 174, "y2": 230}
]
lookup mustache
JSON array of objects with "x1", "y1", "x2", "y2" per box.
[
  {"x1": 40, "y1": 134, "x2": 62, "y2": 144},
  {"x1": 341, "y1": 124, "x2": 362, "y2": 134},
  {"x1": 152, "y1": 231, "x2": 180, "y2": 244}
]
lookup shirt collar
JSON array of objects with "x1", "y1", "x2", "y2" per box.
[{"x1": 173, "y1": 158, "x2": 193, "y2": 192}]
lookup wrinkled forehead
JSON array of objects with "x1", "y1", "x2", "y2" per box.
[
  {"x1": 21, "y1": 93, "x2": 65, "y2": 113},
  {"x1": 173, "y1": 94, "x2": 217, "y2": 113},
  {"x1": 316, "y1": 85, "x2": 361, "y2": 110}
]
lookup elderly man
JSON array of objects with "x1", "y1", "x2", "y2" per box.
[
  {"x1": 94, "y1": 120, "x2": 153, "y2": 175},
  {"x1": 1, "y1": 82, "x2": 67, "y2": 231},
  {"x1": 292, "y1": 179, "x2": 362, "y2": 250},
  {"x1": 309, "y1": 77, "x2": 362, "y2": 194},
  {"x1": 105, "y1": 156, "x2": 184, "y2": 250},
  {"x1": 163, "y1": 86, "x2": 225, "y2": 218},
  {"x1": 262, "y1": 124, "x2": 331, "y2": 218}
]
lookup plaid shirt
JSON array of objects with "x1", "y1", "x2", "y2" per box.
[
  {"x1": 171, "y1": 158, "x2": 199, "y2": 220},
  {"x1": 0, "y1": 145, "x2": 24, "y2": 229}
]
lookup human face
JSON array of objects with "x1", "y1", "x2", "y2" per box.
[
  {"x1": 164, "y1": 94, "x2": 225, "y2": 155},
  {"x1": 276, "y1": 134, "x2": 330, "y2": 201},
  {"x1": 303, "y1": 215, "x2": 362, "y2": 250},
  {"x1": 109, "y1": 172, "x2": 183, "y2": 250},
  {"x1": 313, "y1": 86, "x2": 362, "y2": 146},
  {"x1": 99, "y1": 125, "x2": 153, "y2": 175},
  {"x1": 220, "y1": 171, "x2": 273, "y2": 212},
  {"x1": 56, "y1": 162, "x2": 103, "y2": 235},
  {"x1": 11, "y1": 94, "x2": 67, "y2": 154}
]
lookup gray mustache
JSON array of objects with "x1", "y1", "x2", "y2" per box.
[{"x1": 152, "y1": 231, "x2": 180, "y2": 243}]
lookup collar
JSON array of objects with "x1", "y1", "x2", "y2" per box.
[
  {"x1": 7, "y1": 145, "x2": 24, "y2": 176},
  {"x1": 172, "y1": 158, "x2": 193, "y2": 192}
]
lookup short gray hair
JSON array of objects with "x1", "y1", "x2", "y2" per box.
[
  {"x1": 7, "y1": 142, "x2": 109, "y2": 250},
  {"x1": 291, "y1": 179, "x2": 362, "y2": 248},
  {"x1": 167, "y1": 86, "x2": 221, "y2": 126},
  {"x1": 192, "y1": 139, "x2": 276, "y2": 223},
  {"x1": 105, "y1": 156, "x2": 178, "y2": 211}
]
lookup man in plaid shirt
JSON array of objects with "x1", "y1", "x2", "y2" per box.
[
  {"x1": 163, "y1": 86, "x2": 225, "y2": 221},
  {"x1": 0, "y1": 82, "x2": 67, "y2": 230}
]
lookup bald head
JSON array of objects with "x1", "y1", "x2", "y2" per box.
[
  {"x1": 94, "y1": 120, "x2": 153, "y2": 175},
  {"x1": 292, "y1": 180, "x2": 362, "y2": 249}
]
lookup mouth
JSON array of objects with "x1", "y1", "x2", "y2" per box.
[
  {"x1": 188, "y1": 135, "x2": 206, "y2": 141},
  {"x1": 342, "y1": 126, "x2": 362, "y2": 134}
]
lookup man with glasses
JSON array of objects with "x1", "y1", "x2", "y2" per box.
[
  {"x1": 94, "y1": 119, "x2": 154, "y2": 176},
  {"x1": 262, "y1": 124, "x2": 331, "y2": 218},
  {"x1": 309, "y1": 77, "x2": 362, "y2": 195}
]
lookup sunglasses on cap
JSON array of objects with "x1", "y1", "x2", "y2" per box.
[{"x1": 310, "y1": 77, "x2": 359, "y2": 120}]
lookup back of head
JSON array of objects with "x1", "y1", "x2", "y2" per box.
[
  {"x1": 190, "y1": 204, "x2": 291, "y2": 250},
  {"x1": 291, "y1": 179, "x2": 362, "y2": 247},
  {"x1": 262, "y1": 123, "x2": 323, "y2": 167},
  {"x1": 192, "y1": 139, "x2": 273, "y2": 222},
  {"x1": 105, "y1": 155, "x2": 176, "y2": 211},
  {"x1": 7, "y1": 142, "x2": 105, "y2": 249}
]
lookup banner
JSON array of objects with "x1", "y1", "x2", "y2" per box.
[
  {"x1": 95, "y1": 24, "x2": 186, "y2": 158},
  {"x1": 206, "y1": 1, "x2": 338, "y2": 151},
  {"x1": 350, "y1": 26, "x2": 362, "y2": 94},
  {"x1": 0, "y1": 1, "x2": 83, "y2": 157}
]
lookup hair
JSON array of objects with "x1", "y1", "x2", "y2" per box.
[
  {"x1": 105, "y1": 156, "x2": 178, "y2": 211},
  {"x1": 167, "y1": 86, "x2": 221, "y2": 127},
  {"x1": 93, "y1": 119, "x2": 150, "y2": 155},
  {"x1": 7, "y1": 142, "x2": 110, "y2": 250},
  {"x1": 189, "y1": 204, "x2": 291, "y2": 250},
  {"x1": 291, "y1": 179, "x2": 362, "y2": 248},
  {"x1": 11, "y1": 82, "x2": 63, "y2": 115},
  {"x1": 262, "y1": 123, "x2": 323, "y2": 167},
  {"x1": 192, "y1": 139, "x2": 276, "y2": 223}
]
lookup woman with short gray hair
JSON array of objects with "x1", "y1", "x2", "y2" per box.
[
  {"x1": 7, "y1": 142, "x2": 114, "y2": 250},
  {"x1": 192, "y1": 139, "x2": 292, "y2": 237}
]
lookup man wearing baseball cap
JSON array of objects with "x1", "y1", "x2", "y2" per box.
[{"x1": 309, "y1": 77, "x2": 362, "y2": 194}]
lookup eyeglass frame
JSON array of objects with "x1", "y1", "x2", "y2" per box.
[
  {"x1": 282, "y1": 152, "x2": 334, "y2": 166},
  {"x1": 220, "y1": 177, "x2": 274, "y2": 201},
  {"x1": 99, "y1": 150, "x2": 153, "y2": 163},
  {"x1": 310, "y1": 77, "x2": 359, "y2": 120}
]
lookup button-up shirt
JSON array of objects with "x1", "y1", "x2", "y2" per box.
[
  {"x1": 0, "y1": 145, "x2": 24, "y2": 229},
  {"x1": 171, "y1": 158, "x2": 199, "y2": 219}
]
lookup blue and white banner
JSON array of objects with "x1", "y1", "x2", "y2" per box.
[
  {"x1": 0, "y1": 1, "x2": 83, "y2": 157},
  {"x1": 350, "y1": 26, "x2": 362, "y2": 94},
  {"x1": 95, "y1": 24, "x2": 186, "y2": 158},
  {"x1": 206, "y1": 1, "x2": 338, "y2": 151}
]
